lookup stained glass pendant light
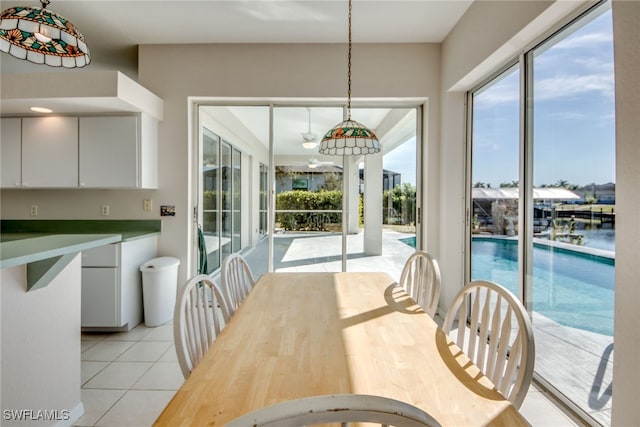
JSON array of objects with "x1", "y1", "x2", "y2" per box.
[
  {"x1": 318, "y1": 0, "x2": 379, "y2": 156},
  {"x1": 0, "y1": 0, "x2": 90, "y2": 68}
]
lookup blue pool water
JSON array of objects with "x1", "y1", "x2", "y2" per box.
[{"x1": 400, "y1": 236, "x2": 615, "y2": 336}]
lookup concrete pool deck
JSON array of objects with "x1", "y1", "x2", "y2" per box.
[{"x1": 241, "y1": 228, "x2": 611, "y2": 425}]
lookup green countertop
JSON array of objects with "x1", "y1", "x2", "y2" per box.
[
  {"x1": 1, "y1": 219, "x2": 161, "y2": 237},
  {"x1": 0, "y1": 234, "x2": 124, "y2": 291},
  {"x1": 0, "y1": 234, "x2": 122, "y2": 269},
  {"x1": 0, "y1": 220, "x2": 162, "y2": 290},
  {"x1": 0, "y1": 230, "x2": 159, "y2": 243}
]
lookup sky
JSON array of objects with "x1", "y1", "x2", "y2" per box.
[
  {"x1": 471, "y1": 6, "x2": 615, "y2": 189},
  {"x1": 383, "y1": 136, "x2": 417, "y2": 186}
]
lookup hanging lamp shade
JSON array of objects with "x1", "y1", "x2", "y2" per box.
[
  {"x1": 0, "y1": 0, "x2": 90, "y2": 68},
  {"x1": 319, "y1": 118, "x2": 380, "y2": 156},
  {"x1": 318, "y1": 0, "x2": 379, "y2": 156}
]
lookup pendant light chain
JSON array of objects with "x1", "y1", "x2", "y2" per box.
[
  {"x1": 347, "y1": 0, "x2": 352, "y2": 120},
  {"x1": 317, "y1": 0, "x2": 379, "y2": 156}
]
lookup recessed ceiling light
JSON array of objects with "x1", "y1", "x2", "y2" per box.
[{"x1": 30, "y1": 107, "x2": 53, "y2": 113}]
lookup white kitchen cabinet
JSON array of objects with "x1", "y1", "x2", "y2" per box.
[
  {"x1": 79, "y1": 114, "x2": 158, "y2": 189},
  {"x1": 21, "y1": 116, "x2": 79, "y2": 188},
  {"x1": 81, "y1": 268, "x2": 119, "y2": 327},
  {"x1": 1, "y1": 118, "x2": 22, "y2": 189},
  {"x1": 81, "y1": 235, "x2": 158, "y2": 330}
]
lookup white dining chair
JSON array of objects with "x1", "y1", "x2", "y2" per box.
[
  {"x1": 173, "y1": 274, "x2": 231, "y2": 379},
  {"x1": 226, "y1": 394, "x2": 441, "y2": 427},
  {"x1": 442, "y1": 280, "x2": 535, "y2": 408},
  {"x1": 398, "y1": 251, "x2": 442, "y2": 317},
  {"x1": 221, "y1": 253, "x2": 256, "y2": 315}
]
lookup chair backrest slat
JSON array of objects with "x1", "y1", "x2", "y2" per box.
[
  {"x1": 442, "y1": 280, "x2": 535, "y2": 409},
  {"x1": 398, "y1": 251, "x2": 441, "y2": 318},
  {"x1": 221, "y1": 253, "x2": 256, "y2": 315},
  {"x1": 174, "y1": 274, "x2": 231, "y2": 379}
]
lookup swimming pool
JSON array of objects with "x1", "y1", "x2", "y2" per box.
[{"x1": 400, "y1": 235, "x2": 615, "y2": 336}]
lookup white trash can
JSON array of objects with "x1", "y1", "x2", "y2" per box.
[{"x1": 140, "y1": 257, "x2": 180, "y2": 327}]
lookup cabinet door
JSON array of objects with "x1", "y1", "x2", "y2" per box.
[
  {"x1": 81, "y1": 243, "x2": 119, "y2": 267},
  {"x1": 81, "y1": 268, "x2": 120, "y2": 327},
  {"x1": 79, "y1": 116, "x2": 138, "y2": 188},
  {"x1": 1, "y1": 118, "x2": 22, "y2": 188},
  {"x1": 22, "y1": 116, "x2": 78, "y2": 188}
]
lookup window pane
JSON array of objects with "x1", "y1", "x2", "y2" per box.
[
  {"x1": 232, "y1": 147, "x2": 241, "y2": 252},
  {"x1": 529, "y1": 5, "x2": 614, "y2": 424},
  {"x1": 202, "y1": 129, "x2": 220, "y2": 273},
  {"x1": 273, "y1": 107, "x2": 343, "y2": 272},
  {"x1": 259, "y1": 163, "x2": 268, "y2": 236},
  {"x1": 221, "y1": 141, "x2": 232, "y2": 261},
  {"x1": 470, "y1": 65, "x2": 521, "y2": 295}
]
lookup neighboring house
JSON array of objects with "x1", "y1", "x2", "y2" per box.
[
  {"x1": 575, "y1": 182, "x2": 616, "y2": 204},
  {"x1": 359, "y1": 168, "x2": 401, "y2": 194},
  {"x1": 275, "y1": 165, "x2": 402, "y2": 194}
]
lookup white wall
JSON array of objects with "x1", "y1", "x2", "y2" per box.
[
  {"x1": 0, "y1": 189, "x2": 158, "y2": 219},
  {"x1": 611, "y1": 1, "x2": 640, "y2": 424},
  {"x1": 138, "y1": 43, "x2": 441, "y2": 282}
]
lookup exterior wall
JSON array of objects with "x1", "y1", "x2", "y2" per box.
[{"x1": 137, "y1": 43, "x2": 440, "y2": 282}]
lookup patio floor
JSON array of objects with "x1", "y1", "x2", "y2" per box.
[{"x1": 242, "y1": 228, "x2": 610, "y2": 426}]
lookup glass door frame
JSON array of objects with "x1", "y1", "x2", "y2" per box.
[{"x1": 192, "y1": 99, "x2": 426, "y2": 276}]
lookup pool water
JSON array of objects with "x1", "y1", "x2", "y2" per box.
[
  {"x1": 473, "y1": 238, "x2": 614, "y2": 336},
  {"x1": 400, "y1": 235, "x2": 615, "y2": 336}
]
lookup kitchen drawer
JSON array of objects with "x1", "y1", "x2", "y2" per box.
[{"x1": 82, "y1": 243, "x2": 120, "y2": 267}]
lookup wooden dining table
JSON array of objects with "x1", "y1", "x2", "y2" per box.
[{"x1": 154, "y1": 272, "x2": 530, "y2": 426}]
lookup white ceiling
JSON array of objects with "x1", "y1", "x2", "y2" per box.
[
  {"x1": 199, "y1": 105, "x2": 418, "y2": 158},
  {"x1": 0, "y1": 0, "x2": 471, "y2": 159},
  {"x1": 3, "y1": 0, "x2": 473, "y2": 49}
]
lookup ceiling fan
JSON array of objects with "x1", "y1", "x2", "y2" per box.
[{"x1": 301, "y1": 108, "x2": 318, "y2": 149}]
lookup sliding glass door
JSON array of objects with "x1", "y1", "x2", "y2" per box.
[
  {"x1": 200, "y1": 127, "x2": 242, "y2": 274},
  {"x1": 468, "y1": 2, "x2": 615, "y2": 425},
  {"x1": 527, "y1": 4, "x2": 615, "y2": 424},
  {"x1": 272, "y1": 107, "x2": 344, "y2": 272},
  {"x1": 469, "y1": 65, "x2": 521, "y2": 294},
  {"x1": 195, "y1": 103, "x2": 423, "y2": 277}
]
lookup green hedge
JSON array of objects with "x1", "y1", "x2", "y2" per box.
[{"x1": 276, "y1": 190, "x2": 342, "y2": 231}]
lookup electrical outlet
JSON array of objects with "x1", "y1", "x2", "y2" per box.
[
  {"x1": 30, "y1": 205, "x2": 38, "y2": 216},
  {"x1": 143, "y1": 199, "x2": 152, "y2": 212},
  {"x1": 101, "y1": 205, "x2": 110, "y2": 216}
]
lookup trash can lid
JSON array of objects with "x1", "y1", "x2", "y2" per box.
[{"x1": 140, "y1": 256, "x2": 180, "y2": 271}]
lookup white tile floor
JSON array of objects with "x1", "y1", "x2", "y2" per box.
[
  {"x1": 75, "y1": 322, "x2": 182, "y2": 427},
  {"x1": 75, "y1": 318, "x2": 584, "y2": 427}
]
